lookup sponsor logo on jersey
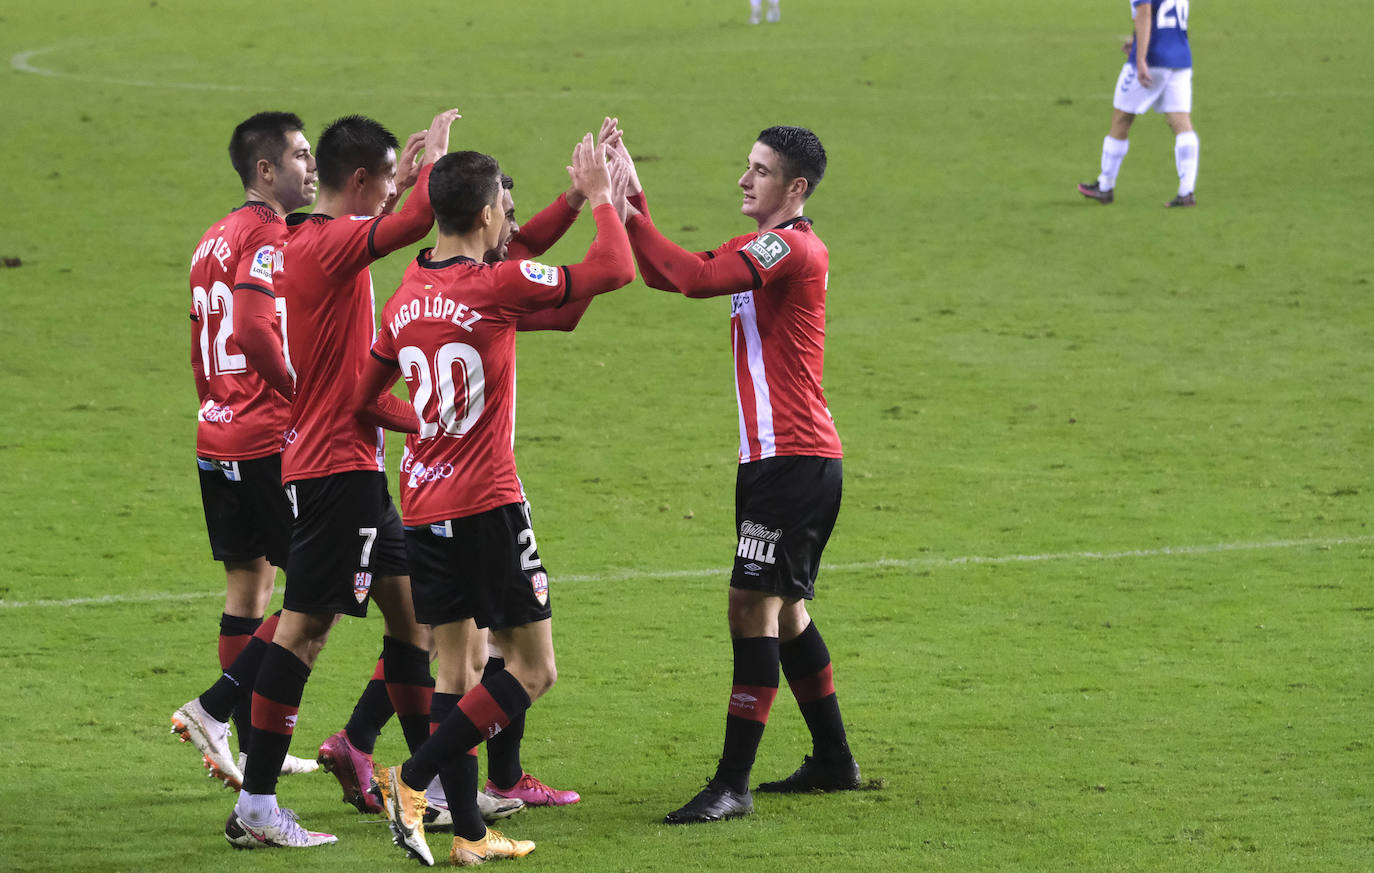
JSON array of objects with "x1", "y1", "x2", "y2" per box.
[
  {"x1": 531, "y1": 570, "x2": 549, "y2": 606},
  {"x1": 354, "y1": 571, "x2": 373, "y2": 603},
  {"x1": 198, "y1": 400, "x2": 236, "y2": 424},
  {"x1": 737, "y1": 520, "x2": 782, "y2": 566},
  {"x1": 284, "y1": 714, "x2": 298, "y2": 729},
  {"x1": 519, "y1": 260, "x2": 559, "y2": 287},
  {"x1": 731, "y1": 291, "x2": 753, "y2": 315},
  {"x1": 402, "y1": 457, "x2": 455, "y2": 488},
  {"x1": 249, "y1": 245, "x2": 277, "y2": 284},
  {"x1": 744, "y1": 232, "x2": 791, "y2": 270}
]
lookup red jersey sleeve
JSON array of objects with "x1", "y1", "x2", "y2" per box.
[
  {"x1": 232, "y1": 213, "x2": 283, "y2": 298},
  {"x1": 507, "y1": 192, "x2": 579, "y2": 260},
  {"x1": 625, "y1": 213, "x2": 755, "y2": 298},
  {"x1": 313, "y1": 164, "x2": 436, "y2": 276},
  {"x1": 233, "y1": 289, "x2": 294, "y2": 399},
  {"x1": 562, "y1": 203, "x2": 636, "y2": 301}
]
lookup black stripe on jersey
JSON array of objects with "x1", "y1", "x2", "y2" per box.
[
  {"x1": 737, "y1": 250, "x2": 763, "y2": 289},
  {"x1": 233, "y1": 282, "x2": 276, "y2": 299},
  {"x1": 558, "y1": 265, "x2": 572, "y2": 307},
  {"x1": 776, "y1": 215, "x2": 812, "y2": 230},
  {"x1": 366, "y1": 218, "x2": 382, "y2": 260},
  {"x1": 370, "y1": 348, "x2": 398, "y2": 366}
]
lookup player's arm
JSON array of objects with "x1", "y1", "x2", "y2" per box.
[
  {"x1": 508, "y1": 193, "x2": 581, "y2": 260},
  {"x1": 381, "y1": 131, "x2": 427, "y2": 215},
  {"x1": 233, "y1": 289, "x2": 294, "y2": 400},
  {"x1": 560, "y1": 134, "x2": 635, "y2": 301},
  {"x1": 189, "y1": 316, "x2": 209, "y2": 404},
  {"x1": 624, "y1": 213, "x2": 756, "y2": 298},
  {"x1": 516, "y1": 297, "x2": 592, "y2": 332},
  {"x1": 1132, "y1": 2, "x2": 1154, "y2": 86},
  {"x1": 353, "y1": 349, "x2": 421, "y2": 433},
  {"x1": 366, "y1": 108, "x2": 462, "y2": 259}
]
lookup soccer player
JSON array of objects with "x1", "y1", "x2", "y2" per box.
[
  {"x1": 356, "y1": 134, "x2": 633, "y2": 866},
  {"x1": 316, "y1": 169, "x2": 591, "y2": 827},
  {"x1": 173, "y1": 111, "x2": 319, "y2": 788},
  {"x1": 1077, "y1": 0, "x2": 1199, "y2": 207},
  {"x1": 221, "y1": 107, "x2": 461, "y2": 851},
  {"x1": 748, "y1": 0, "x2": 780, "y2": 25},
  {"x1": 611, "y1": 125, "x2": 861, "y2": 824}
]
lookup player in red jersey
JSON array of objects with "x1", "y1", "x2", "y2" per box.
[
  {"x1": 221, "y1": 108, "x2": 461, "y2": 851},
  {"x1": 613, "y1": 125, "x2": 862, "y2": 823},
  {"x1": 319, "y1": 165, "x2": 597, "y2": 826},
  {"x1": 355, "y1": 135, "x2": 633, "y2": 866},
  {"x1": 172, "y1": 112, "x2": 319, "y2": 789}
]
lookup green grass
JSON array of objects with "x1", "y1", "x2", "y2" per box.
[{"x1": 2, "y1": 0, "x2": 1373, "y2": 870}]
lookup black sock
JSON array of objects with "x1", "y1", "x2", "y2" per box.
[
  {"x1": 713, "y1": 636, "x2": 779, "y2": 793},
  {"x1": 383, "y1": 636, "x2": 435, "y2": 754},
  {"x1": 780, "y1": 621, "x2": 850, "y2": 761},
  {"x1": 403, "y1": 669, "x2": 530, "y2": 791},
  {"x1": 345, "y1": 654, "x2": 393, "y2": 754},
  {"x1": 242, "y1": 643, "x2": 310, "y2": 795},
  {"x1": 482, "y1": 657, "x2": 525, "y2": 789}
]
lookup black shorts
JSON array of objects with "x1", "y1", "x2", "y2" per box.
[
  {"x1": 730, "y1": 456, "x2": 843, "y2": 600},
  {"x1": 406, "y1": 502, "x2": 552, "y2": 631},
  {"x1": 283, "y1": 471, "x2": 409, "y2": 618},
  {"x1": 197, "y1": 454, "x2": 292, "y2": 569}
]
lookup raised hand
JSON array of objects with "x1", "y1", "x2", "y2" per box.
[
  {"x1": 394, "y1": 130, "x2": 426, "y2": 193},
  {"x1": 422, "y1": 108, "x2": 462, "y2": 166},
  {"x1": 566, "y1": 133, "x2": 612, "y2": 208}
]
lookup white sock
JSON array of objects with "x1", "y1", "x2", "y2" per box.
[
  {"x1": 1098, "y1": 136, "x2": 1129, "y2": 191},
  {"x1": 750, "y1": 0, "x2": 762, "y2": 13},
  {"x1": 1174, "y1": 131, "x2": 1199, "y2": 196},
  {"x1": 236, "y1": 791, "x2": 277, "y2": 825}
]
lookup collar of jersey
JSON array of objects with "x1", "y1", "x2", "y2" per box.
[
  {"x1": 417, "y1": 248, "x2": 480, "y2": 270},
  {"x1": 775, "y1": 215, "x2": 813, "y2": 231}
]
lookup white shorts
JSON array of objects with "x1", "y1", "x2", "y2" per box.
[{"x1": 1112, "y1": 63, "x2": 1192, "y2": 115}]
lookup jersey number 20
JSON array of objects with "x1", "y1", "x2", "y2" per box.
[
  {"x1": 1156, "y1": 0, "x2": 1188, "y2": 29},
  {"x1": 399, "y1": 342, "x2": 486, "y2": 439}
]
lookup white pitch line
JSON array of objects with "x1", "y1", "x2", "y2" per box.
[{"x1": 1, "y1": 535, "x2": 1368, "y2": 611}]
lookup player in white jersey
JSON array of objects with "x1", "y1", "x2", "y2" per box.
[{"x1": 1078, "y1": 0, "x2": 1199, "y2": 207}]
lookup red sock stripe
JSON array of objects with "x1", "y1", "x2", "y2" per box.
[
  {"x1": 457, "y1": 684, "x2": 512, "y2": 740},
  {"x1": 788, "y1": 664, "x2": 835, "y2": 704},
  {"x1": 728, "y1": 684, "x2": 779, "y2": 723},
  {"x1": 370, "y1": 657, "x2": 386, "y2": 681},
  {"x1": 250, "y1": 692, "x2": 300, "y2": 735},
  {"x1": 388, "y1": 683, "x2": 434, "y2": 717},
  {"x1": 217, "y1": 634, "x2": 253, "y2": 671},
  {"x1": 252, "y1": 613, "x2": 281, "y2": 643}
]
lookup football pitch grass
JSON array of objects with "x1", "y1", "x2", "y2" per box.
[{"x1": 1, "y1": 0, "x2": 1371, "y2": 870}]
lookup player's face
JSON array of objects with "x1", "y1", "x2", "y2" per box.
[
  {"x1": 360, "y1": 149, "x2": 399, "y2": 217},
  {"x1": 485, "y1": 189, "x2": 518, "y2": 263},
  {"x1": 274, "y1": 130, "x2": 317, "y2": 212},
  {"x1": 481, "y1": 184, "x2": 507, "y2": 253},
  {"x1": 739, "y1": 142, "x2": 790, "y2": 223}
]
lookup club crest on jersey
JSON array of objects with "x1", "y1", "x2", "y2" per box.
[
  {"x1": 737, "y1": 520, "x2": 781, "y2": 567},
  {"x1": 744, "y1": 232, "x2": 791, "y2": 270},
  {"x1": 531, "y1": 571, "x2": 549, "y2": 606},
  {"x1": 520, "y1": 260, "x2": 559, "y2": 287},
  {"x1": 354, "y1": 572, "x2": 373, "y2": 603},
  {"x1": 249, "y1": 245, "x2": 278, "y2": 284}
]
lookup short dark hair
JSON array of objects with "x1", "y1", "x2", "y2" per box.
[
  {"x1": 500, "y1": 173, "x2": 514, "y2": 191},
  {"x1": 429, "y1": 151, "x2": 502, "y2": 235},
  {"x1": 315, "y1": 115, "x2": 399, "y2": 192},
  {"x1": 756, "y1": 125, "x2": 827, "y2": 199},
  {"x1": 228, "y1": 111, "x2": 304, "y2": 188}
]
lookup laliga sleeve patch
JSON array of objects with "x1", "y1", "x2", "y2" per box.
[
  {"x1": 519, "y1": 260, "x2": 560, "y2": 287},
  {"x1": 744, "y1": 232, "x2": 791, "y2": 270},
  {"x1": 249, "y1": 245, "x2": 276, "y2": 284}
]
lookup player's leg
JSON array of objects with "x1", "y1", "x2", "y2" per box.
[
  {"x1": 224, "y1": 607, "x2": 340, "y2": 848},
  {"x1": 318, "y1": 653, "x2": 390, "y2": 813},
  {"x1": 749, "y1": 0, "x2": 762, "y2": 24},
  {"x1": 1162, "y1": 69, "x2": 1197, "y2": 205},
  {"x1": 1081, "y1": 63, "x2": 1155, "y2": 202},
  {"x1": 757, "y1": 597, "x2": 861, "y2": 792},
  {"x1": 766, "y1": 0, "x2": 780, "y2": 23},
  {"x1": 372, "y1": 573, "x2": 436, "y2": 755},
  {"x1": 172, "y1": 610, "x2": 283, "y2": 789}
]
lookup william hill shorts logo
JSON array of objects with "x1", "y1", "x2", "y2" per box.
[
  {"x1": 737, "y1": 520, "x2": 781, "y2": 571},
  {"x1": 353, "y1": 571, "x2": 373, "y2": 604},
  {"x1": 531, "y1": 571, "x2": 549, "y2": 606}
]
